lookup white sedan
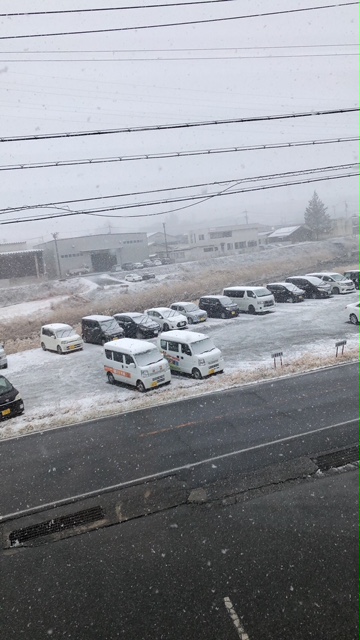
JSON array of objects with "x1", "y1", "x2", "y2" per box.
[
  {"x1": 145, "y1": 307, "x2": 188, "y2": 331},
  {"x1": 125, "y1": 273, "x2": 143, "y2": 282},
  {"x1": 345, "y1": 301, "x2": 359, "y2": 325}
]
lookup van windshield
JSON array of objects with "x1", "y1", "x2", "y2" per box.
[
  {"x1": 255, "y1": 288, "x2": 272, "y2": 297},
  {"x1": 100, "y1": 319, "x2": 121, "y2": 333},
  {"x1": 191, "y1": 338, "x2": 216, "y2": 355},
  {"x1": 330, "y1": 273, "x2": 346, "y2": 281},
  {"x1": 135, "y1": 348, "x2": 163, "y2": 367},
  {"x1": 55, "y1": 328, "x2": 76, "y2": 338}
]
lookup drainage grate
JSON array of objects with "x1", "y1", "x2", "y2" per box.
[
  {"x1": 9, "y1": 505, "x2": 104, "y2": 546},
  {"x1": 314, "y1": 445, "x2": 359, "y2": 472}
]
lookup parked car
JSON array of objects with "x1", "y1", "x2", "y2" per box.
[
  {"x1": 145, "y1": 307, "x2": 188, "y2": 331},
  {"x1": 160, "y1": 257, "x2": 174, "y2": 265},
  {"x1": 41, "y1": 323, "x2": 83, "y2": 354},
  {"x1": 125, "y1": 273, "x2": 143, "y2": 282},
  {"x1": 66, "y1": 266, "x2": 90, "y2": 277},
  {"x1": 285, "y1": 276, "x2": 331, "y2": 299},
  {"x1": 114, "y1": 312, "x2": 161, "y2": 339},
  {"x1": 223, "y1": 286, "x2": 275, "y2": 314},
  {"x1": 266, "y1": 282, "x2": 305, "y2": 303},
  {"x1": 306, "y1": 272, "x2": 355, "y2": 294},
  {"x1": 81, "y1": 315, "x2": 124, "y2": 345},
  {"x1": 141, "y1": 272, "x2": 156, "y2": 280},
  {"x1": 153, "y1": 259, "x2": 162, "y2": 266},
  {"x1": 345, "y1": 301, "x2": 359, "y2": 324},
  {"x1": 170, "y1": 302, "x2": 207, "y2": 324},
  {"x1": 104, "y1": 338, "x2": 171, "y2": 392},
  {"x1": 0, "y1": 375, "x2": 24, "y2": 420},
  {"x1": 143, "y1": 259, "x2": 154, "y2": 267},
  {"x1": 198, "y1": 295, "x2": 239, "y2": 318},
  {"x1": 132, "y1": 262, "x2": 144, "y2": 269},
  {"x1": 110, "y1": 264, "x2": 123, "y2": 273},
  {"x1": 343, "y1": 270, "x2": 359, "y2": 290},
  {"x1": 121, "y1": 262, "x2": 134, "y2": 271},
  {"x1": 158, "y1": 330, "x2": 224, "y2": 378},
  {"x1": 0, "y1": 343, "x2": 7, "y2": 369}
]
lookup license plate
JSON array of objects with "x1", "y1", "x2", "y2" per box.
[
  {"x1": 231, "y1": 311, "x2": 235, "y2": 315},
  {"x1": 151, "y1": 381, "x2": 158, "y2": 387},
  {"x1": 69, "y1": 345, "x2": 76, "y2": 350},
  {"x1": 2, "y1": 408, "x2": 10, "y2": 416},
  {"x1": 209, "y1": 369, "x2": 215, "y2": 375},
  {"x1": 200, "y1": 318, "x2": 206, "y2": 322}
]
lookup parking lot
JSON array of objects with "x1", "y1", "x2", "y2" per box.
[{"x1": 1, "y1": 289, "x2": 358, "y2": 439}]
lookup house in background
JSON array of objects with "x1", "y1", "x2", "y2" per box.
[{"x1": 267, "y1": 225, "x2": 313, "y2": 244}]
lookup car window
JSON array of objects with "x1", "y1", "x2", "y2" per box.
[
  {"x1": 160, "y1": 340, "x2": 167, "y2": 350},
  {"x1": 246, "y1": 290, "x2": 256, "y2": 298},
  {"x1": 125, "y1": 355, "x2": 135, "y2": 365},
  {"x1": 167, "y1": 341, "x2": 179, "y2": 353},
  {"x1": 113, "y1": 352, "x2": 124, "y2": 363},
  {"x1": 181, "y1": 343, "x2": 192, "y2": 356},
  {"x1": 105, "y1": 350, "x2": 113, "y2": 360}
]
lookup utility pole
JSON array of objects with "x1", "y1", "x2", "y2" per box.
[
  {"x1": 162, "y1": 222, "x2": 170, "y2": 258},
  {"x1": 242, "y1": 209, "x2": 249, "y2": 225},
  {"x1": 52, "y1": 232, "x2": 62, "y2": 278}
]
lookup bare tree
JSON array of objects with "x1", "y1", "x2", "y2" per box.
[{"x1": 304, "y1": 191, "x2": 332, "y2": 240}]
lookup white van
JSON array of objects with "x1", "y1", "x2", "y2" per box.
[
  {"x1": 103, "y1": 338, "x2": 171, "y2": 392},
  {"x1": 41, "y1": 323, "x2": 83, "y2": 354},
  {"x1": 222, "y1": 286, "x2": 275, "y2": 314},
  {"x1": 0, "y1": 343, "x2": 7, "y2": 369},
  {"x1": 158, "y1": 330, "x2": 224, "y2": 379}
]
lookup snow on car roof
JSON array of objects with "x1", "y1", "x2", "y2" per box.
[
  {"x1": 114, "y1": 312, "x2": 142, "y2": 318},
  {"x1": 267, "y1": 282, "x2": 293, "y2": 287},
  {"x1": 224, "y1": 286, "x2": 266, "y2": 291},
  {"x1": 172, "y1": 301, "x2": 198, "y2": 307},
  {"x1": 306, "y1": 272, "x2": 341, "y2": 277},
  {"x1": 42, "y1": 323, "x2": 73, "y2": 330},
  {"x1": 82, "y1": 315, "x2": 114, "y2": 321},
  {"x1": 104, "y1": 337, "x2": 158, "y2": 353},
  {"x1": 161, "y1": 330, "x2": 207, "y2": 343},
  {"x1": 147, "y1": 307, "x2": 172, "y2": 313}
]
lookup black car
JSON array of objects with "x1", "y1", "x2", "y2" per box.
[
  {"x1": 266, "y1": 282, "x2": 305, "y2": 303},
  {"x1": 141, "y1": 272, "x2": 156, "y2": 280},
  {"x1": 285, "y1": 276, "x2": 331, "y2": 299},
  {"x1": 81, "y1": 315, "x2": 124, "y2": 345},
  {"x1": 198, "y1": 295, "x2": 239, "y2": 318},
  {"x1": 0, "y1": 375, "x2": 24, "y2": 420},
  {"x1": 113, "y1": 312, "x2": 161, "y2": 339},
  {"x1": 121, "y1": 262, "x2": 134, "y2": 271},
  {"x1": 343, "y1": 270, "x2": 359, "y2": 289}
]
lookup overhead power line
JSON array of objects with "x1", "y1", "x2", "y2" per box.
[
  {"x1": 1, "y1": 136, "x2": 357, "y2": 172},
  {"x1": 2, "y1": 171, "x2": 358, "y2": 226},
  {"x1": 1, "y1": 53, "x2": 358, "y2": 62},
  {"x1": 0, "y1": 107, "x2": 358, "y2": 143},
  {"x1": 0, "y1": 2, "x2": 357, "y2": 41},
  {"x1": 1, "y1": 163, "x2": 357, "y2": 216},
  {"x1": 2, "y1": 44, "x2": 358, "y2": 53}
]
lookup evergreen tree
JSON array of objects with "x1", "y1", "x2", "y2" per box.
[{"x1": 304, "y1": 191, "x2": 332, "y2": 240}]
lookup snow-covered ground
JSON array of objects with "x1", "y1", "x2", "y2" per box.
[
  {"x1": 1, "y1": 290, "x2": 358, "y2": 441},
  {"x1": 0, "y1": 296, "x2": 68, "y2": 321}
]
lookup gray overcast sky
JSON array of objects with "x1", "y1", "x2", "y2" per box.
[{"x1": 0, "y1": 0, "x2": 358, "y2": 243}]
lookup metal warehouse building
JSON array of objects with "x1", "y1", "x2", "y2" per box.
[
  {"x1": 35, "y1": 232, "x2": 149, "y2": 279},
  {"x1": 0, "y1": 242, "x2": 45, "y2": 282}
]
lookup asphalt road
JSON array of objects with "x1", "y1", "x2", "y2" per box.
[
  {"x1": 0, "y1": 362, "x2": 358, "y2": 517},
  {"x1": 0, "y1": 470, "x2": 358, "y2": 640}
]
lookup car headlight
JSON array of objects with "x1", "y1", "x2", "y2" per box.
[
  {"x1": 15, "y1": 393, "x2": 21, "y2": 401},
  {"x1": 198, "y1": 358, "x2": 206, "y2": 366},
  {"x1": 141, "y1": 370, "x2": 149, "y2": 377}
]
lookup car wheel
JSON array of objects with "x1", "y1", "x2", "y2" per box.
[
  {"x1": 107, "y1": 372, "x2": 115, "y2": 384},
  {"x1": 188, "y1": 317, "x2": 193, "y2": 324},
  {"x1": 350, "y1": 313, "x2": 358, "y2": 325},
  {"x1": 136, "y1": 380, "x2": 146, "y2": 392},
  {"x1": 311, "y1": 292, "x2": 317, "y2": 299},
  {"x1": 220, "y1": 312, "x2": 226, "y2": 319},
  {"x1": 82, "y1": 335, "x2": 88, "y2": 343},
  {"x1": 192, "y1": 368, "x2": 202, "y2": 379},
  {"x1": 135, "y1": 330, "x2": 143, "y2": 339},
  {"x1": 286, "y1": 297, "x2": 294, "y2": 303},
  {"x1": 101, "y1": 338, "x2": 106, "y2": 346},
  {"x1": 56, "y1": 346, "x2": 63, "y2": 355},
  {"x1": 248, "y1": 305, "x2": 256, "y2": 314},
  {"x1": 163, "y1": 323, "x2": 169, "y2": 332},
  {"x1": 41, "y1": 342, "x2": 47, "y2": 351},
  {"x1": 333, "y1": 287, "x2": 340, "y2": 295}
]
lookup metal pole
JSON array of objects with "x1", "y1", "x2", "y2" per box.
[
  {"x1": 52, "y1": 232, "x2": 62, "y2": 278},
  {"x1": 162, "y1": 222, "x2": 170, "y2": 258}
]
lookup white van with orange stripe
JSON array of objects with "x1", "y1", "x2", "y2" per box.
[{"x1": 103, "y1": 338, "x2": 171, "y2": 392}]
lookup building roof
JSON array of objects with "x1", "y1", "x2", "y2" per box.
[
  {"x1": 267, "y1": 225, "x2": 303, "y2": 238},
  {"x1": 0, "y1": 249, "x2": 43, "y2": 256}
]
